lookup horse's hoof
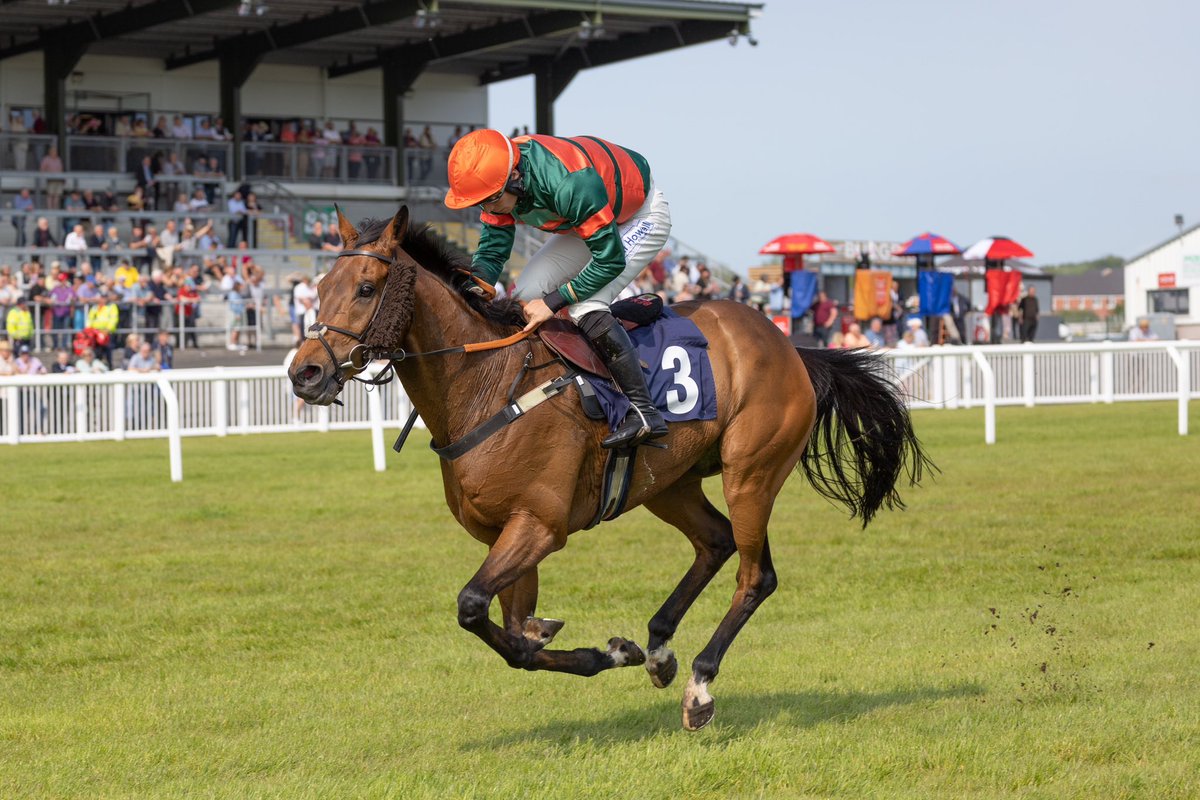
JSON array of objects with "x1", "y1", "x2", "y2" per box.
[
  {"x1": 523, "y1": 616, "x2": 565, "y2": 649},
  {"x1": 606, "y1": 637, "x2": 646, "y2": 667},
  {"x1": 646, "y1": 648, "x2": 678, "y2": 689},
  {"x1": 682, "y1": 697, "x2": 715, "y2": 731}
]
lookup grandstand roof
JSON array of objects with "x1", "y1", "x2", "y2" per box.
[{"x1": 0, "y1": 0, "x2": 762, "y2": 80}]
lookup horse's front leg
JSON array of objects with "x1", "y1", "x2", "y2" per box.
[
  {"x1": 497, "y1": 569, "x2": 565, "y2": 650},
  {"x1": 458, "y1": 513, "x2": 645, "y2": 676}
]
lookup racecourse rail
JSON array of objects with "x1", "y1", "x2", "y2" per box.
[{"x1": 2, "y1": 341, "x2": 1197, "y2": 481}]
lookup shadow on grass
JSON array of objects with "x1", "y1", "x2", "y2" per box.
[{"x1": 465, "y1": 682, "x2": 984, "y2": 748}]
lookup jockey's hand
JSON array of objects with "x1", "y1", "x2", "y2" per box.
[{"x1": 520, "y1": 298, "x2": 554, "y2": 333}]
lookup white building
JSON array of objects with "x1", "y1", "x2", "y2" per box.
[{"x1": 1124, "y1": 225, "x2": 1200, "y2": 339}]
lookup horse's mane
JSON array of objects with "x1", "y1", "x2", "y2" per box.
[{"x1": 352, "y1": 215, "x2": 528, "y2": 345}]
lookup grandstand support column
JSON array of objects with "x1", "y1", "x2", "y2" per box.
[
  {"x1": 220, "y1": 48, "x2": 264, "y2": 181},
  {"x1": 43, "y1": 37, "x2": 89, "y2": 154},
  {"x1": 533, "y1": 57, "x2": 579, "y2": 135},
  {"x1": 382, "y1": 58, "x2": 425, "y2": 184}
]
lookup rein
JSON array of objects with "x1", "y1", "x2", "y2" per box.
[{"x1": 305, "y1": 247, "x2": 532, "y2": 395}]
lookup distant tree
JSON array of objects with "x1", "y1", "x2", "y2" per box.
[{"x1": 1042, "y1": 255, "x2": 1125, "y2": 275}]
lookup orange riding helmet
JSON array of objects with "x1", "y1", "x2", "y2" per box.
[{"x1": 444, "y1": 129, "x2": 521, "y2": 209}]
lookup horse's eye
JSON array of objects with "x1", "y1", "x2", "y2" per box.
[{"x1": 358, "y1": 283, "x2": 375, "y2": 298}]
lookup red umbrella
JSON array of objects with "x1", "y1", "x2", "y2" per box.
[
  {"x1": 963, "y1": 236, "x2": 1034, "y2": 261},
  {"x1": 759, "y1": 233, "x2": 835, "y2": 256}
]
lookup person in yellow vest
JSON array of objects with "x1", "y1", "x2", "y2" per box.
[
  {"x1": 86, "y1": 293, "x2": 120, "y2": 367},
  {"x1": 5, "y1": 297, "x2": 34, "y2": 352}
]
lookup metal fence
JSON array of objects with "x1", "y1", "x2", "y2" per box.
[
  {"x1": 242, "y1": 142, "x2": 397, "y2": 184},
  {"x1": 1, "y1": 341, "x2": 1195, "y2": 480}
]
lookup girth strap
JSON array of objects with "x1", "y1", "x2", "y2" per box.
[{"x1": 431, "y1": 375, "x2": 575, "y2": 461}]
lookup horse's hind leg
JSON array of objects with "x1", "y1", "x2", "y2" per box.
[{"x1": 642, "y1": 477, "x2": 738, "y2": 689}]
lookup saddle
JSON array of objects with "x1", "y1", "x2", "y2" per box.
[{"x1": 536, "y1": 294, "x2": 664, "y2": 379}]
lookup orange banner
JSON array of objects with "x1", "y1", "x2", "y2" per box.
[{"x1": 854, "y1": 270, "x2": 893, "y2": 320}]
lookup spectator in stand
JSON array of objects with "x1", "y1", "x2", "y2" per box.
[
  {"x1": 243, "y1": 266, "x2": 268, "y2": 348},
  {"x1": 226, "y1": 191, "x2": 248, "y2": 245},
  {"x1": 864, "y1": 317, "x2": 886, "y2": 349},
  {"x1": 906, "y1": 317, "x2": 930, "y2": 347},
  {"x1": 128, "y1": 226, "x2": 153, "y2": 272},
  {"x1": 119, "y1": 333, "x2": 143, "y2": 369},
  {"x1": 188, "y1": 187, "x2": 211, "y2": 213},
  {"x1": 220, "y1": 262, "x2": 247, "y2": 351},
  {"x1": 0, "y1": 339, "x2": 14, "y2": 376},
  {"x1": 130, "y1": 117, "x2": 151, "y2": 138},
  {"x1": 14, "y1": 344, "x2": 46, "y2": 376},
  {"x1": 173, "y1": 193, "x2": 191, "y2": 213},
  {"x1": 727, "y1": 274, "x2": 750, "y2": 304},
  {"x1": 10, "y1": 188, "x2": 34, "y2": 247},
  {"x1": 86, "y1": 294, "x2": 119, "y2": 366},
  {"x1": 0, "y1": 273, "x2": 21, "y2": 307},
  {"x1": 346, "y1": 125, "x2": 366, "y2": 180},
  {"x1": 48, "y1": 272, "x2": 76, "y2": 348},
  {"x1": 152, "y1": 116, "x2": 169, "y2": 138},
  {"x1": 291, "y1": 274, "x2": 318, "y2": 346},
  {"x1": 447, "y1": 125, "x2": 465, "y2": 150},
  {"x1": 76, "y1": 346, "x2": 108, "y2": 374},
  {"x1": 243, "y1": 191, "x2": 262, "y2": 247},
  {"x1": 136, "y1": 155, "x2": 159, "y2": 209},
  {"x1": 6, "y1": 297, "x2": 34, "y2": 352},
  {"x1": 86, "y1": 224, "x2": 107, "y2": 272},
  {"x1": 32, "y1": 217, "x2": 57, "y2": 252},
  {"x1": 1129, "y1": 318, "x2": 1158, "y2": 341},
  {"x1": 363, "y1": 126, "x2": 382, "y2": 179},
  {"x1": 160, "y1": 151, "x2": 185, "y2": 204},
  {"x1": 201, "y1": 157, "x2": 224, "y2": 205},
  {"x1": 126, "y1": 185, "x2": 148, "y2": 228},
  {"x1": 170, "y1": 115, "x2": 191, "y2": 139},
  {"x1": 9, "y1": 111, "x2": 30, "y2": 170},
  {"x1": 176, "y1": 268, "x2": 201, "y2": 349},
  {"x1": 418, "y1": 125, "x2": 436, "y2": 180},
  {"x1": 194, "y1": 118, "x2": 218, "y2": 141},
  {"x1": 403, "y1": 127, "x2": 420, "y2": 181},
  {"x1": 696, "y1": 265, "x2": 722, "y2": 300},
  {"x1": 113, "y1": 115, "x2": 133, "y2": 137},
  {"x1": 50, "y1": 348, "x2": 76, "y2": 373},
  {"x1": 64, "y1": 224, "x2": 88, "y2": 269},
  {"x1": 320, "y1": 120, "x2": 342, "y2": 178},
  {"x1": 127, "y1": 340, "x2": 159, "y2": 374},
  {"x1": 105, "y1": 226, "x2": 123, "y2": 267},
  {"x1": 73, "y1": 277, "x2": 98, "y2": 330},
  {"x1": 40, "y1": 144, "x2": 65, "y2": 209},
  {"x1": 843, "y1": 322, "x2": 871, "y2": 349},
  {"x1": 154, "y1": 329, "x2": 174, "y2": 369},
  {"x1": 157, "y1": 219, "x2": 181, "y2": 269},
  {"x1": 297, "y1": 122, "x2": 316, "y2": 177},
  {"x1": 307, "y1": 221, "x2": 340, "y2": 252},
  {"x1": 114, "y1": 259, "x2": 140, "y2": 289},
  {"x1": 812, "y1": 291, "x2": 839, "y2": 348},
  {"x1": 146, "y1": 270, "x2": 170, "y2": 331},
  {"x1": 1018, "y1": 286, "x2": 1039, "y2": 343}
]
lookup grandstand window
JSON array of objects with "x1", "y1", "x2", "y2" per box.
[{"x1": 1147, "y1": 289, "x2": 1189, "y2": 315}]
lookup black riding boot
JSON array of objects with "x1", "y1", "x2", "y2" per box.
[{"x1": 580, "y1": 310, "x2": 668, "y2": 449}]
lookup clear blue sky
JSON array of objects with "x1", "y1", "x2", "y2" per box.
[{"x1": 488, "y1": 0, "x2": 1200, "y2": 273}]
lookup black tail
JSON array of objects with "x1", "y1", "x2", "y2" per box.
[{"x1": 796, "y1": 347, "x2": 934, "y2": 527}]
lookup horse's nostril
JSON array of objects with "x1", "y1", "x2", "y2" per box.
[{"x1": 297, "y1": 364, "x2": 322, "y2": 385}]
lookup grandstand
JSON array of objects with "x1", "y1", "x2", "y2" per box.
[{"x1": 1, "y1": 1, "x2": 760, "y2": 357}]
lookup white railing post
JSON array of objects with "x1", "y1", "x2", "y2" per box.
[
  {"x1": 214, "y1": 377, "x2": 228, "y2": 436},
  {"x1": 944, "y1": 353, "x2": 960, "y2": 410},
  {"x1": 1165, "y1": 345, "x2": 1190, "y2": 437},
  {"x1": 931, "y1": 355, "x2": 945, "y2": 406},
  {"x1": 962, "y1": 350, "x2": 974, "y2": 408},
  {"x1": 318, "y1": 404, "x2": 331, "y2": 432},
  {"x1": 1089, "y1": 353, "x2": 1100, "y2": 402},
  {"x1": 113, "y1": 382, "x2": 126, "y2": 441},
  {"x1": 368, "y1": 385, "x2": 386, "y2": 472},
  {"x1": 1102, "y1": 350, "x2": 1115, "y2": 403},
  {"x1": 157, "y1": 377, "x2": 183, "y2": 482},
  {"x1": 1022, "y1": 351, "x2": 1035, "y2": 408},
  {"x1": 972, "y1": 349, "x2": 996, "y2": 445}
]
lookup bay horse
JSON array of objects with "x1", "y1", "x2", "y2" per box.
[{"x1": 289, "y1": 207, "x2": 931, "y2": 730}]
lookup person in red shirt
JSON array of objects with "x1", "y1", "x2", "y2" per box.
[{"x1": 812, "y1": 291, "x2": 838, "y2": 348}]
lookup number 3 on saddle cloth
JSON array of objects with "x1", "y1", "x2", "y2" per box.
[{"x1": 548, "y1": 299, "x2": 718, "y2": 431}]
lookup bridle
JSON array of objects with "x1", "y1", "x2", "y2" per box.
[
  {"x1": 304, "y1": 247, "x2": 399, "y2": 391},
  {"x1": 303, "y1": 246, "x2": 533, "y2": 397}
]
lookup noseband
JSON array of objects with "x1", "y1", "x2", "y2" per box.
[{"x1": 304, "y1": 247, "x2": 398, "y2": 390}]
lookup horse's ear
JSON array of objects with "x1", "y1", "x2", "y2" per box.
[
  {"x1": 383, "y1": 205, "x2": 409, "y2": 249},
  {"x1": 334, "y1": 204, "x2": 357, "y2": 249}
]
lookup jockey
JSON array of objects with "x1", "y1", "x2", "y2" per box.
[{"x1": 444, "y1": 128, "x2": 670, "y2": 449}]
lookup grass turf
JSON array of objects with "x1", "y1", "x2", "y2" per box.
[{"x1": 1, "y1": 401, "x2": 1198, "y2": 799}]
